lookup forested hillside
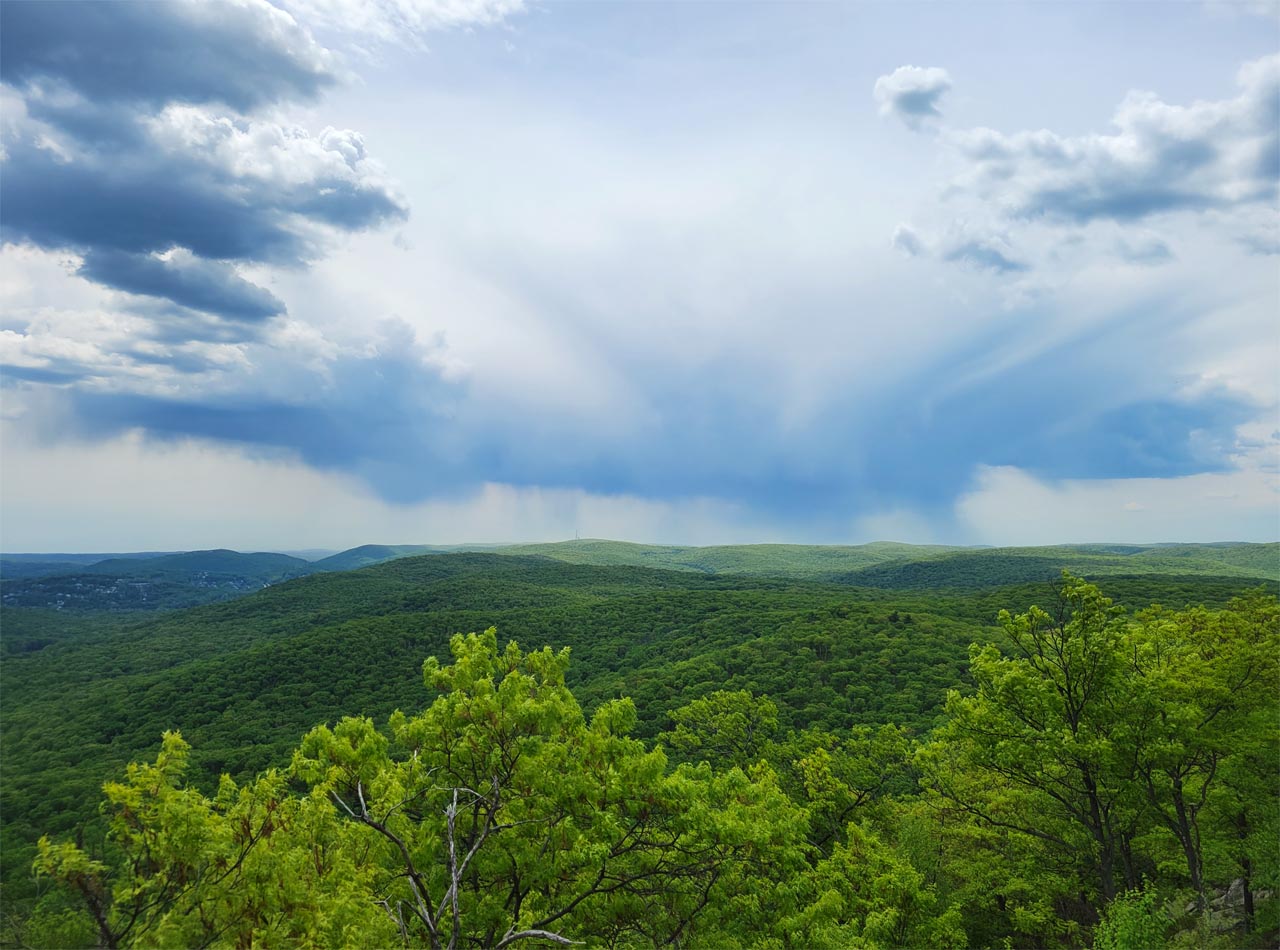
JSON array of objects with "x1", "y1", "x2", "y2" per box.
[
  {"x1": 1, "y1": 552, "x2": 1276, "y2": 948},
  {"x1": 496, "y1": 539, "x2": 962, "y2": 575},
  {"x1": 0, "y1": 550, "x2": 314, "y2": 611},
  {"x1": 6, "y1": 541, "x2": 1273, "y2": 613}
]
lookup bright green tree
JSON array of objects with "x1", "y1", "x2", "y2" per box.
[
  {"x1": 35, "y1": 631, "x2": 812, "y2": 948},
  {"x1": 34, "y1": 733, "x2": 390, "y2": 948},
  {"x1": 782, "y1": 821, "x2": 966, "y2": 949},
  {"x1": 1122, "y1": 593, "x2": 1280, "y2": 909},
  {"x1": 922, "y1": 574, "x2": 1144, "y2": 906},
  {"x1": 772, "y1": 724, "x2": 912, "y2": 853},
  {"x1": 661, "y1": 688, "x2": 779, "y2": 771},
  {"x1": 290, "y1": 629, "x2": 809, "y2": 948}
]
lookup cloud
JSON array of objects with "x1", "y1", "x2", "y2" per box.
[
  {"x1": 282, "y1": 0, "x2": 526, "y2": 45},
  {"x1": 1236, "y1": 211, "x2": 1280, "y2": 254},
  {"x1": 0, "y1": 0, "x2": 405, "y2": 323},
  {"x1": 0, "y1": 427, "x2": 766, "y2": 551},
  {"x1": 3, "y1": 17, "x2": 1274, "y2": 541},
  {"x1": 1, "y1": 108, "x2": 405, "y2": 267},
  {"x1": 941, "y1": 237, "x2": 1028, "y2": 273},
  {"x1": 891, "y1": 54, "x2": 1278, "y2": 279},
  {"x1": 947, "y1": 53, "x2": 1279, "y2": 224},
  {"x1": 77, "y1": 250, "x2": 285, "y2": 322},
  {"x1": 10, "y1": 271, "x2": 1255, "y2": 522},
  {"x1": 41, "y1": 318, "x2": 468, "y2": 504},
  {"x1": 23, "y1": 248, "x2": 1256, "y2": 532},
  {"x1": 891, "y1": 224, "x2": 924, "y2": 257},
  {"x1": 1115, "y1": 234, "x2": 1174, "y2": 265},
  {"x1": 955, "y1": 462, "x2": 1279, "y2": 545},
  {"x1": 891, "y1": 225, "x2": 1028, "y2": 273},
  {"x1": 0, "y1": 0, "x2": 334, "y2": 112},
  {"x1": 874, "y1": 65, "x2": 952, "y2": 131}
]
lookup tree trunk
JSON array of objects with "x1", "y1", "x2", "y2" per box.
[
  {"x1": 1242, "y1": 857, "x2": 1255, "y2": 932},
  {"x1": 1097, "y1": 843, "x2": 1117, "y2": 904},
  {"x1": 1171, "y1": 780, "x2": 1206, "y2": 911},
  {"x1": 1084, "y1": 770, "x2": 1117, "y2": 903},
  {"x1": 1119, "y1": 832, "x2": 1138, "y2": 891}
]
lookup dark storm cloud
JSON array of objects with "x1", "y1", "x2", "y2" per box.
[
  {"x1": 0, "y1": 125, "x2": 405, "y2": 267},
  {"x1": 78, "y1": 250, "x2": 286, "y2": 322},
  {"x1": 596, "y1": 302, "x2": 1256, "y2": 516},
  {"x1": 0, "y1": 0, "x2": 333, "y2": 111},
  {"x1": 43, "y1": 290, "x2": 1257, "y2": 518},
  {"x1": 64, "y1": 339, "x2": 470, "y2": 503},
  {"x1": 0, "y1": 0, "x2": 405, "y2": 318}
]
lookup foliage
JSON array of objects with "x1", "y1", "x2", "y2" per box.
[
  {"x1": 660, "y1": 689, "x2": 779, "y2": 770},
  {"x1": 33, "y1": 632, "x2": 810, "y2": 948},
  {"x1": 1093, "y1": 887, "x2": 1172, "y2": 950},
  {"x1": 803, "y1": 821, "x2": 966, "y2": 949},
  {"x1": 6, "y1": 556, "x2": 1278, "y2": 949},
  {"x1": 1, "y1": 550, "x2": 314, "y2": 611},
  {"x1": 33, "y1": 732, "x2": 391, "y2": 949}
]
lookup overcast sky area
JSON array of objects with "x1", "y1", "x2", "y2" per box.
[{"x1": 1, "y1": 0, "x2": 1278, "y2": 551}]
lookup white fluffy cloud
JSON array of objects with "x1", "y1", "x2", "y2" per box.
[
  {"x1": 874, "y1": 65, "x2": 952, "y2": 131},
  {"x1": 890, "y1": 52, "x2": 1279, "y2": 290},
  {"x1": 947, "y1": 53, "x2": 1279, "y2": 225}
]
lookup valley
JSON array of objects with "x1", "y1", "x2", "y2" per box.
[{"x1": 1, "y1": 542, "x2": 1276, "y2": 947}]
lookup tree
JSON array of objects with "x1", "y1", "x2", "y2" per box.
[
  {"x1": 1121, "y1": 593, "x2": 1279, "y2": 910},
  {"x1": 775, "y1": 724, "x2": 912, "y2": 853},
  {"x1": 1091, "y1": 887, "x2": 1171, "y2": 950},
  {"x1": 36, "y1": 630, "x2": 811, "y2": 948},
  {"x1": 292, "y1": 630, "x2": 811, "y2": 947},
  {"x1": 921, "y1": 574, "x2": 1142, "y2": 905},
  {"x1": 661, "y1": 689, "x2": 779, "y2": 770},
  {"x1": 34, "y1": 733, "x2": 391, "y2": 948},
  {"x1": 782, "y1": 821, "x2": 966, "y2": 949}
]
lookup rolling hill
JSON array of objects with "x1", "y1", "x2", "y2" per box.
[
  {"x1": 494, "y1": 539, "x2": 963, "y2": 575},
  {"x1": 1, "y1": 544, "x2": 1275, "y2": 943},
  {"x1": 7, "y1": 541, "x2": 1272, "y2": 613},
  {"x1": 0, "y1": 549, "x2": 314, "y2": 610}
]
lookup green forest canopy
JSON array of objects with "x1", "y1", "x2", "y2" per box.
[{"x1": 3, "y1": 560, "x2": 1277, "y2": 949}]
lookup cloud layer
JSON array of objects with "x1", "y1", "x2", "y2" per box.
[{"x1": 2, "y1": 5, "x2": 1276, "y2": 547}]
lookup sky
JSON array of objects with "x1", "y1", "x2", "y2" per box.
[{"x1": 1, "y1": 0, "x2": 1278, "y2": 552}]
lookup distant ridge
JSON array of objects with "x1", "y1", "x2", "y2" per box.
[
  {"x1": 1, "y1": 549, "x2": 314, "y2": 611},
  {"x1": 497, "y1": 539, "x2": 1278, "y2": 585},
  {"x1": 80, "y1": 549, "x2": 311, "y2": 577},
  {"x1": 493, "y1": 539, "x2": 963, "y2": 576},
  {"x1": 310, "y1": 544, "x2": 448, "y2": 572},
  {"x1": 3, "y1": 541, "x2": 1275, "y2": 611},
  {"x1": 310, "y1": 543, "x2": 504, "y2": 572}
]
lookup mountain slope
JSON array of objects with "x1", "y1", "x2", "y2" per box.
[
  {"x1": 2, "y1": 550, "x2": 1272, "y2": 910},
  {"x1": 311, "y1": 544, "x2": 454, "y2": 572},
  {"x1": 495, "y1": 539, "x2": 963, "y2": 575},
  {"x1": 0, "y1": 549, "x2": 314, "y2": 610},
  {"x1": 836, "y1": 543, "x2": 1280, "y2": 589}
]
